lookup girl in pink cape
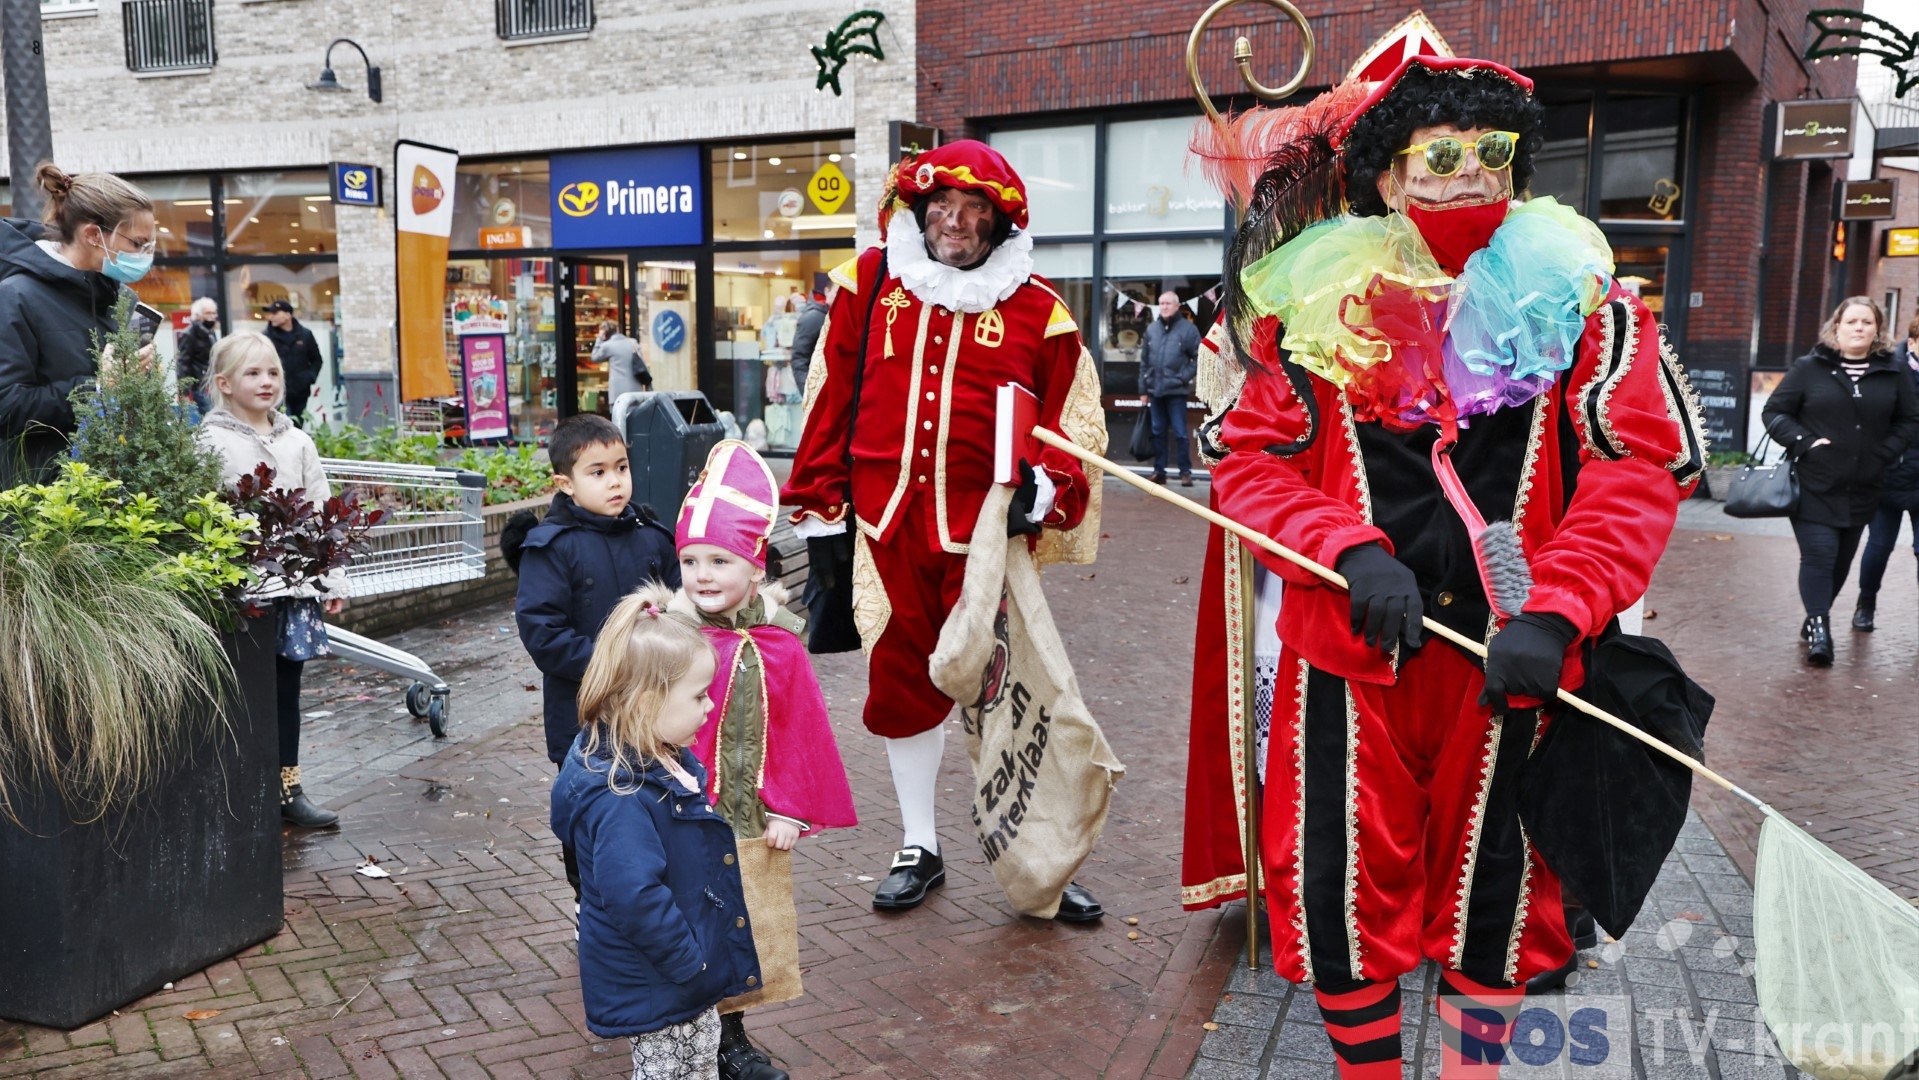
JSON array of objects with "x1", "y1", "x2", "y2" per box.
[{"x1": 669, "y1": 439, "x2": 856, "y2": 1080}]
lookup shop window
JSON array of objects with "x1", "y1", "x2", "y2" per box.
[
  {"x1": 1600, "y1": 95, "x2": 1684, "y2": 222},
  {"x1": 1104, "y1": 117, "x2": 1228, "y2": 234},
  {"x1": 143, "y1": 175, "x2": 217, "y2": 259},
  {"x1": 224, "y1": 171, "x2": 336, "y2": 258},
  {"x1": 1610, "y1": 244, "x2": 1669, "y2": 317},
  {"x1": 452, "y1": 159, "x2": 552, "y2": 251},
  {"x1": 129, "y1": 264, "x2": 218, "y2": 376},
  {"x1": 709, "y1": 137, "x2": 857, "y2": 244},
  {"x1": 1102, "y1": 238, "x2": 1223, "y2": 363},
  {"x1": 991, "y1": 125, "x2": 1096, "y2": 238},
  {"x1": 447, "y1": 256, "x2": 557, "y2": 441},
  {"x1": 1031, "y1": 242, "x2": 1093, "y2": 352},
  {"x1": 712, "y1": 248, "x2": 852, "y2": 452},
  {"x1": 225, "y1": 262, "x2": 342, "y2": 421},
  {"x1": 1531, "y1": 96, "x2": 1591, "y2": 209}
]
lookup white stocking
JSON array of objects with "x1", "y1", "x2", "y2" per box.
[{"x1": 884, "y1": 726, "x2": 945, "y2": 856}]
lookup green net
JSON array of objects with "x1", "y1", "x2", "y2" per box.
[{"x1": 1754, "y1": 807, "x2": 1919, "y2": 1079}]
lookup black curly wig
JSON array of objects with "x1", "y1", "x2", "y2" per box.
[{"x1": 1343, "y1": 65, "x2": 1545, "y2": 217}]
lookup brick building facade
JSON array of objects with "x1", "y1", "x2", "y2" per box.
[{"x1": 918, "y1": 1, "x2": 1861, "y2": 451}]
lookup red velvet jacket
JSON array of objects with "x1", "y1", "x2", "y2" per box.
[
  {"x1": 781, "y1": 246, "x2": 1090, "y2": 552},
  {"x1": 1213, "y1": 285, "x2": 1706, "y2": 689}
]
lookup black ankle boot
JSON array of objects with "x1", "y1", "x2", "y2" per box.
[
  {"x1": 280, "y1": 766, "x2": 339, "y2": 828},
  {"x1": 1800, "y1": 615, "x2": 1813, "y2": 640},
  {"x1": 718, "y1": 1012, "x2": 787, "y2": 1080},
  {"x1": 1806, "y1": 615, "x2": 1835, "y2": 667},
  {"x1": 1854, "y1": 596, "x2": 1877, "y2": 631}
]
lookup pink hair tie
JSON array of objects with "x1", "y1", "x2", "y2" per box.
[{"x1": 643, "y1": 604, "x2": 663, "y2": 617}]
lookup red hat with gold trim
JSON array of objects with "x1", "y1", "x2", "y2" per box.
[
  {"x1": 675, "y1": 440, "x2": 778, "y2": 570},
  {"x1": 877, "y1": 139, "x2": 1029, "y2": 240}
]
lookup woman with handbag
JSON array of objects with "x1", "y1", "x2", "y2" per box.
[
  {"x1": 1850, "y1": 314, "x2": 1919, "y2": 632},
  {"x1": 1762, "y1": 297, "x2": 1919, "y2": 665}
]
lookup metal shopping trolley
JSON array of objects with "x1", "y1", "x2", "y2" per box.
[{"x1": 320, "y1": 458, "x2": 488, "y2": 737}]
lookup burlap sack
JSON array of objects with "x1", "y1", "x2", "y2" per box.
[
  {"x1": 928, "y1": 484, "x2": 1126, "y2": 917},
  {"x1": 717, "y1": 837, "x2": 802, "y2": 1012}
]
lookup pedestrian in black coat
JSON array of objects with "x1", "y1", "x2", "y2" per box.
[
  {"x1": 0, "y1": 166, "x2": 155, "y2": 488},
  {"x1": 1137, "y1": 292, "x2": 1201, "y2": 485},
  {"x1": 1852, "y1": 318, "x2": 1919, "y2": 631},
  {"x1": 262, "y1": 300, "x2": 324, "y2": 424},
  {"x1": 176, "y1": 297, "x2": 219, "y2": 413},
  {"x1": 1762, "y1": 297, "x2": 1919, "y2": 664}
]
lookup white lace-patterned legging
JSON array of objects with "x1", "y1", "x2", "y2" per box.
[{"x1": 628, "y1": 1006, "x2": 719, "y2": 1080}]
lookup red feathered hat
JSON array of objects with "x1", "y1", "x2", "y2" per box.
[{"x1": 877, "y1": 139, "x2": 1029, "y2": 240}]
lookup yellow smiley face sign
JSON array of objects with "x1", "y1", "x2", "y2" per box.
[
  {"x1": 558, "y1": 181, "x2": 601, "y2": 218},
  {"x1": 807, "y1": 162, "x2": 850, "y2": 215}
]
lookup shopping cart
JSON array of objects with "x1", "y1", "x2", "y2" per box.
[{"x1": 320, "y1": 458, "x2": 488, "y2": 737}]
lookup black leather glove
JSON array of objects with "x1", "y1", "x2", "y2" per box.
[
  {"x1": 1335, "y1": 543, "x2": 1424, "y2": 652},
  {"x1": 1480, "y1": 611, "x2": 1579, "y2": 712},
  {"x1": 806, "y1": 531, "x2": 853, "y2": 592},
  {"x1": 1007, "y1": 460, "x2": 1042, "y2": 537}
]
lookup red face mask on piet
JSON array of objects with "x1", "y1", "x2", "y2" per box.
[{"x1": 1403, "y1": 196, "x2": 1509, "y2": 276}]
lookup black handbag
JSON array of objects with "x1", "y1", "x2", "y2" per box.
[
  {"x1": 1128, "y1": 409, "x2": 1156, "y2": 463},
  {"x1": 1517, "y1": 631, "x2": 1715, "y2": 938},
  {"x1": 1723, "y1": 438, "x2": 1799, "y2": 519},
  {"x1": 804, "y1": 253, "x2": 886, "y2": 655}
]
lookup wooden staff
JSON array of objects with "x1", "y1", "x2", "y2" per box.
[{"x1": 1030, "y1": 427, "x2": 1762, "y2": 807}]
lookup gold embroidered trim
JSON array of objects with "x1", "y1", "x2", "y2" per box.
[
  {"x1": 934, "y1": 319, "x2": 968, "y2": 553},
  {"x1": 1341, "y1": 681, "x2": 1363, "y2": 977},
  {"x1": 1182, "y1": 873, "x2": 1250, "y2": 907},
  {"x1": 1574, "y1": 303, "x2": 1617, "y2": 459},
  {"x1": 850, "y1": 532, "x2": 890, "y2": 658},
  {"x1": 800, "y1": 312, "x2": 834, "y2": 421},
  {"x1": 1292, "y1": 656, "x2": 1314, "y2": 983},
  {"x1": 710, "y1": 637, "x2": 744, "y2": 804},
  {"x1": 1595, "y1": 301, "x2": 1636, "y2": 458},
  {"x1": 1339, "y1": 396, "x2": 1373, "y2": 524},
  {"x1": 1510, "y1": 395, "x2": 1548, "y2": 543},
  {"x1": 1449, "y1": 714, "x2": 1505, "y2": 970},
  {"x1": 1504, "y1": 825, "x2": 1536, "y2": 984},
  {"x1": 1657, "y1": 328, "x2": 1712, "y2": 478},
  {"x1": 751, "y1": 633, "x2": 769, "y2": 792},
  {"x1": 860, "y1": 301, "x2": 933, "y2": 541},
  {"x1": 1223, "y1": 538, "x2": 1250, "y2": 858}
]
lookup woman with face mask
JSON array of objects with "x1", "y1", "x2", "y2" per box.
[{"x1": 0, "y1": 163, "x2": 157, "y2": 488}]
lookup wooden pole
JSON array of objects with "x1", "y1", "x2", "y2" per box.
[
  {"x1": 1031, "y1": 427, "x2": 1762, "y2": 807},
  {"x1": 1241, "y1": 642, "x2": 1263, "y2": 970}
]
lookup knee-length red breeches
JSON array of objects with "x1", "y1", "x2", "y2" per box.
[
  {"x1": 858, "y1": 494, "x2": 968, "y2": 739},
  {"x1": 1260, "y1": 640, "x2": 1572, "y2": 988}
]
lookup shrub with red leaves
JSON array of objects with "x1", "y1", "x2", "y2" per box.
[{"x1": 223, "y1": 462, "x2": 385, "y2": 615}]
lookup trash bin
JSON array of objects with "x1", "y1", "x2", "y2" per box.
[{"x1": 624, "y1": 391, "x2": 725, "y2": 518}]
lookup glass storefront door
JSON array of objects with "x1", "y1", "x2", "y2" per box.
[
  {"x1": 632, "y1": 258, "x2": 698, "y2": 396},
  {"x1": 559, "y1": 257, "x2": 628, "y2": 417}
]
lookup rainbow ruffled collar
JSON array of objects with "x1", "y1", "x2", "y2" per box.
[{"x1": 1240, "y1": 197, "x2": 1615, "y2": 429}]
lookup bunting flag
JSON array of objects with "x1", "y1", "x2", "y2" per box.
[{"x1": 1106, "y1": 282, "x2": 1223, "y2": 318}]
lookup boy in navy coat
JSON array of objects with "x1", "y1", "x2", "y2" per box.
[{"x1": 509, "y1": 414, "x2": 681, "y2": 896}]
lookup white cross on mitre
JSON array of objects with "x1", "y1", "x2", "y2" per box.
[{"x1": 683, "y1": 440, "x2": 776, "y2": 537}]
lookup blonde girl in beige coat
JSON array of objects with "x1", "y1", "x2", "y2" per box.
[{"x1": 195, "y1": 333, "x2": 347, "y2": 828}]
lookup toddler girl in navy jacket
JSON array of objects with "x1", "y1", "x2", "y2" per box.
[{"x1": 550, "y1": 583, "x2": 762, "y2": 1079}]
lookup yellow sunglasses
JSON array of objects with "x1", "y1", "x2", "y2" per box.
[{"x1": 1396, "y1": 131, "x2": 1521, "y2": 177}]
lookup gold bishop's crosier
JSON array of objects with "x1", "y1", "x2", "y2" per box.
[{"x1": 1184, "y1": 0, "x2": 1316, "y2": 969}]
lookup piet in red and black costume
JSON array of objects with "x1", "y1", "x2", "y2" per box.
[
  {"x1": 1180, "y1": 13, "x2": 1707, "y2": 1075},
  {"x1": 781, "y1": 139, "x2": 1106, "y2": 913}
]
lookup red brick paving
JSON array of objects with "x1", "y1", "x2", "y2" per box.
[
  {"x1": 0, "y1": 480, "x2": 1238, "y2": 1079},
  {"x1": 1648, "y1": 515, "x2": 1919, "y2": 902}
]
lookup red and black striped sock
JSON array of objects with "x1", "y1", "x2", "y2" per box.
[
  {"x1": 1436, "y1": 970, "x2": 1526, "y2": 1078},
  {"x1": 1313, "y1": 978, "x2": 1403, "y2": 1078}
]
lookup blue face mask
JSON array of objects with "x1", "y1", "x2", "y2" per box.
[
  {"x1": 100, "y1": 248, "x2": 153, "y2": 284},
  {"x1": 91, "y1": 228, "x2": 154, "y2": 284}
]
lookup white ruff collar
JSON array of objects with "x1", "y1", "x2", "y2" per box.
[{"x1": 887, "y1": 227, "x2": 1034, "y2": 313}]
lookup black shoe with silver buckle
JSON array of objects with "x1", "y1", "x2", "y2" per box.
[
  {"x1": 1053, "y1": 882, "x2": 1104, "y2": 922},
  {"x1": 718, "y1": 1012, "x2": 788, "y2": 1080},
  {"x1": 872, "y1": 846, "x2": 944, "y2": 911}
]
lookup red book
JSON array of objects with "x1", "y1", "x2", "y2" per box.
[{"x1": 994, "y1": 382, "x2": 1039, "y2": 485}]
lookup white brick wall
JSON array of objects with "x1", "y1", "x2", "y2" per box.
[{"x1": 10, "y1": 0, "x2": 915, "y2": 373}]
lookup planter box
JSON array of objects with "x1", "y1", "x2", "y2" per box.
[{"x1": 0, "y1": 620, "x2": 281, "y2": 1029}]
